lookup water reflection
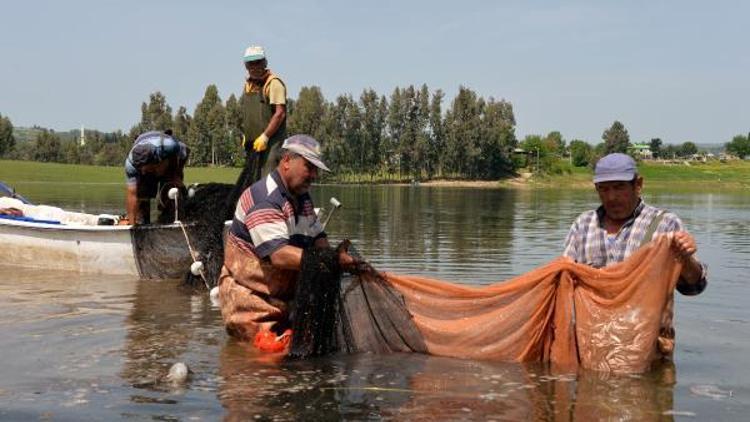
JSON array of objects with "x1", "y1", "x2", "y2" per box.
[
  {"x1": 215, "y1": 346, "x2": 678, "y2": 421},
  {"x1": 113, "y1": 274, "x2": 681, "y2": 420},
  {"x1": 120, "y1": 280, "x2": 198, "y2": 386},
  {"x1": 1, "y1": 184, "x2": 748, "y2": 419}
]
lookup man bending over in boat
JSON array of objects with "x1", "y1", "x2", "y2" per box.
[
  {"x1": 217, "y1": 134, "x2": 357, "y2": 351},
  {"x1": 123, "y1": 130, "x2": 189, "y2": 225}
]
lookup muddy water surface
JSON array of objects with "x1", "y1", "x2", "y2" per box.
[{"x1": 0, "y1": 184, "x2": 747, "y2": 420}]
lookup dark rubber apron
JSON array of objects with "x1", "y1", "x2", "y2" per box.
[{"x1": 240, "y1": 76, "x2": 287, "y2": 182}]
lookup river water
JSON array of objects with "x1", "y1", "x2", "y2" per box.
[{"x1": 0, "y1": 183, "x2": 748, "y2": 420}]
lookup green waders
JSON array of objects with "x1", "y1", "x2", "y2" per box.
[{"x1": 240, "y1": 76, "x2": 287, "y2": 183}]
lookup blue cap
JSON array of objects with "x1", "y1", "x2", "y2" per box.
[
  {"x1": 130, "y1": 131, "x2": 180, "y2": 167},
  {"x1": 593, "y1": 153, "x2": 636, "y2": 183}
]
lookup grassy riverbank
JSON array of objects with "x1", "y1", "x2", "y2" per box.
[
  {"x1": 0, "y1": 160, "x2": 242, "y2": 185},
  {"x1": 1, "y1": 159, "x2": 748, "y2": 190},
  {"x1": 504, "y1": 160, "x2": 750, "y2": 190}
]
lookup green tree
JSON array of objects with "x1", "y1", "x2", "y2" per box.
[
  {"x1": 479, "y1": 98, "x2": 516, "y2": 178},
  {"x1": 61, "y1": 139, "x2": 81, "y2": 164},
  {"x1": 428, "y1": 89, "x2": 445, "y2": 177},
  {"x1": 94, "y1": 143, "x2": 123, "y2": 166},
  {"x1": 520, "y1": 135, "x2": 547, "y2": 173},
  {"x1": 107, "y1": 130, "x2": 132, "y2": 165},
  {"x1": 569, "y1": 139, "x2": 593, "y2": 167},
  {"x1": 680, "y1": 141, "x2": 698, "y2": 157},
  {"x1": 33, "y1": 130, "x2": 62, "y2": 162},
  {"x1": 359, "y1": 88, "x2": 387, "y2": 179},
  {"x1": 663, "y1": 144, "x2": 679, "y2": 159},
  {"x1": 315, "y1": 101, "x2": 340, "y2": 174},
  {"x1": 396, "y1": 85, "x2": 431, "y2": 180},
  {"x1": 136, "y1": 92, "x2": 174, "y2": 133},
  {"x1": 543, "y1": 131, "x2": 565, "y2": 156},
  {"x1": 188, "y1": 85, "x2": 227, "y2": 166},
  {"x1": 444, "y1": 86, "x2": 483, "y2": 177},
  {"x1": 223, "y1": 95, "x2": 243, "y2": 166},
  {"x1": 330, "y1": 95, "x2": 357, "y2": 172},
  {"x1": 725, "y1": 134, "x2": 750, "y2": 158},
  {"x1": 649, "y1": 138, "x2": 662, "y2": 159},
  {"x1": 288, "y1": 86, "x2": 326, "y2": 138},
  {"x1": 602, "y1": 121, "x2": 630, "y2": 154},
  {"x1": 0, "y1": 113, "x2": 15, "y2": 157},
  {"x1": 342, "y1": 94, "x2": 363, "y2": 174},
  {"x1": 409, "y1": 84, "x2": 431, "y2": 180},
  {"x1": 173, "y1": 106, "x2": 192, "y2": 142},
  {"x1": 81, "y1": 132, "x2": 106, "y2": 165},
  {"x1": 385, "y1": 87, "x2": 406, "y2": 176}
]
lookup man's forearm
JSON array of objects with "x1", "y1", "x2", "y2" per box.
[
  {"x1": 126, "y1": 185, "x2": 139, "y2": 223},
  {"x1": 263, "y1": 105, "x2": 286, "y2": 137},
  {"x1": 269, "y1": 245, "x2": 303, "y2": 270},
  {"x1": 679, "y1": 255, "x2": 703, "y2": 285}
]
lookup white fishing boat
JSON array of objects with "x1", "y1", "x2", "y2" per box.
[
  {"x1": 1, "y1": 182, "x2": 337, "y2": 279},
  {"x1": 0, "y1": 196, "x2": 193, "y2": 278}
]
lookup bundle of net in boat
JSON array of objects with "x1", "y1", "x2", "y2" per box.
[
  {"x1": 288, "y1": 243, "x2": 427, "y2": 359},
  {"x1": 156, "y1": 156, "x2": 262, "y2": 287}
]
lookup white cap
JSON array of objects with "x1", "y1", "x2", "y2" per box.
[
  {"x1": 282, "y1": 135, "x2": 330, "y2": 172},
  {"x1": 243, "y1": 45, "x2": 266, "y2": 62}
]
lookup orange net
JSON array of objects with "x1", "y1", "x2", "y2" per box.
[{"x1": 341, "y1": 235, "x2": 682, "y2": 373}]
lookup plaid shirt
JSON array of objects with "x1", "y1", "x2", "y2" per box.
[{"x1": 563, "y1": 200, "x2": 707, "y2": 295}]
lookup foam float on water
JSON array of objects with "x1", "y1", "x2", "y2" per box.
[{"x1": 689, "y1": 384, "x2": 733, "y2": 399}]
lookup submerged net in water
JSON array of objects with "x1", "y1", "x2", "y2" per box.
[
  {"x1": 288, "y1": 246, "x2": 342, "y2": 359},
  {"x1": 289, "y1": 236, "x2": 684, "y2": 374}
]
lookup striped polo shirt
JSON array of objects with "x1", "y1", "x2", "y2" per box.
[
  {"x1": 229, "y1": 170, "x2": 326, "y2": 259},
  {"x1": 563, "y1": 200, "x2": 707, "y2": 295}
]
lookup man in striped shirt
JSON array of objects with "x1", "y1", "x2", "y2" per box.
[
  {"x1": 218, "y1": 134, "x2": 356, "y2": 344},
  {"x1": 563, "y1": 153, "x2": 707, "y2": 296}
]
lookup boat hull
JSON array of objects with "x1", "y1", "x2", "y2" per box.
[{"x1": 0, "y1": 218, "x2": 193, "y2": 278}]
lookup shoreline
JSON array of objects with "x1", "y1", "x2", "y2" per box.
[{"x1": 2, "y1": 159, "x2": 748, "y2": 191}]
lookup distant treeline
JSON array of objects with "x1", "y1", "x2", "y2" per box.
[{"x1": 1, "y1": 86, "x2": 748, "y2": 181}]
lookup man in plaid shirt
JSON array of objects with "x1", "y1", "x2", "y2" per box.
[{"x1": 563, "y1": 153, "x2": 707, "y2": 296}]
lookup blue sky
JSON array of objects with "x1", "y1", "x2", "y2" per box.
[{"x1": 1, "y1": 0, "x2": 747, "y2": 144}]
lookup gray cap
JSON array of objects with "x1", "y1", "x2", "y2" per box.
[
  {"x1": 282, "y1": 135, "x2": 330, "y2": 172},
  {"x1": 593, "y1": 153, "x2": 636, "y2": 183}
]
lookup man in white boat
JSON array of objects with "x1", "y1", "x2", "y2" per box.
[{"x1": 123, "y1": 130, "x2": 189, "y2": 225}]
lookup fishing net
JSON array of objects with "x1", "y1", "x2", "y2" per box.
[
  {"x1": 155, "y1": 154, "x2": 263, "y2": 287},
  {"x1": 289, "y1": 236, "x2": 684, "y2": 373},
  {"x1": 288, "y1": 245, "x2": 342, "y2": 358},
  {"x1": 130, "y1": 224, "x2": 193, "y2": 279}
]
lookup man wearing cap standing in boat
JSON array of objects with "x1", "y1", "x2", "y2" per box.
[
  {"x1": 563, "y1": 153, "x2": 707, "y2": 355},
  {"x1": 124, "y1": 130, "x2": 189, "y2": 225},
  {"x1": 240, "y1": 45, "x2": 287, "y2": 182},
  {"x1": 218, "y1": 134, "x2": 356, "y2": 350}
]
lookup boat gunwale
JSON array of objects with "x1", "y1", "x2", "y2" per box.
[{"x1": 0, "y1": 218, "x2": 184, "y2": 232}]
